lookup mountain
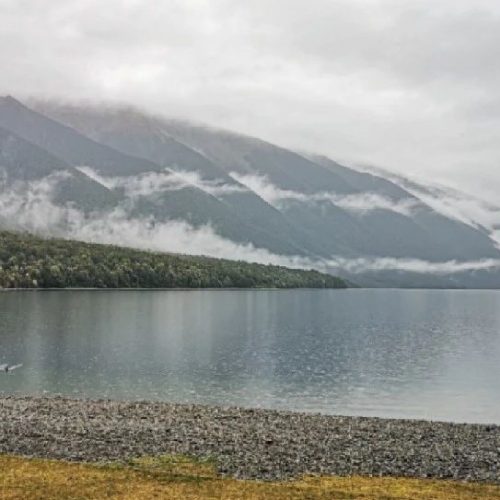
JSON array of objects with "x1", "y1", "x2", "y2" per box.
[
  {"x1": 0, "y1": 125, "x2": 117, "y2": 214},
  {"x1": 312, "y1": 155, "x2": 500, "y2": 261},
  {"x1": 30, "y1": 101, "x2": 329, "y2": 257},
  {"x1": 31, "y1": 102, "x2": 233, "y2": 181},
  {"x1": 34, "y1": 100, "x2": 497, "y2": 261},
  {"x1": 143, "y1": 112, "x2": 500, "y2": 262},
  {"x1": 0, "y1": 97, "x2": 312, "y2": 256},
  {"x1": 2, "y1": 97, "x2": 500, "y2": 288},
  {"x1": 0, "y1": 96, "x2": 160, "y2": 176},
  {"x1": 367, "y1": 166, "x2": 500, "y2": 238},
  {"x1": 310, "y1": 154, "x2": 414, "y2": 200}
]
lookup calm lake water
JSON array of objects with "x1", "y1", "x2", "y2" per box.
[{"x1": 1, "y1": 289, "x2": 499, "y2": 423}]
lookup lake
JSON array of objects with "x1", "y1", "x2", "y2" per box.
[{"x1": 1, "y1": 289, "x2": 499, "y2": 424}]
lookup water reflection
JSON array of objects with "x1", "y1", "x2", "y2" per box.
[{"x1": 0, "y1": 289, "x2": 499, "y2": 423}]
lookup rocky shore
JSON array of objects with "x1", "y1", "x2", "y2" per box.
[{"x1": 0, "y1": 396, "x2": 498, "y2": 482}]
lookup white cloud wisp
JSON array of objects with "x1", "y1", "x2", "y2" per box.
[
  {"x1": 231, "y1": 172, "x2": 420, "y2": 215},
  {"x1": 76, "y1": 166, "x2": 248, "y2": 198}
]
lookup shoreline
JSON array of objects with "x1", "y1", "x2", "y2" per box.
[
  {"x1": 1, "y1": 396, "x2": 499, "y2": 483},
  {"x1": 0, "y1": 287, "x2": 348, "y2": 292},
  {"x1": 2, "y1": 286, "x2": 500, "y2": 292}
]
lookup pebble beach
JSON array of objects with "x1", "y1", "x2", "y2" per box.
[{"x1": 1, "y1": 396, "x2": 499, "y2": 483}]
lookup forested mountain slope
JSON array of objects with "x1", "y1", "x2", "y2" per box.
[
  {"x1": 0, "y1": 97, "x2": 498, "y2": 288},
  {"x1": 0, "y1": 231, "x2": 346, "y2": 289}
]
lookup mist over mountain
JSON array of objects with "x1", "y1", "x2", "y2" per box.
[{"x1": 1, "y1": 96, "x2": 499, "y2": 288}]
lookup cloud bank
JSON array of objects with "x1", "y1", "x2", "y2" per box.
[
  {"x1": 1, "y1": 0, "x2": 500, "y2": 202},
  {"x1": 324, "y1": 256, "x2": 500, "y2": 275},
  {"x1": 2, "y1": 173, "x2": 499, "y2": 278},
  {"x1": 231, "y1": 172, "x2": 420, "y2": 215}
]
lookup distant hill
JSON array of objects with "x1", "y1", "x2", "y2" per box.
[
  {"x1": 0, "y1": 230, "x2": 346, "y2": 289},
  {"x1": 0, "y1": 97, "x2": 499, "y2": 288}
]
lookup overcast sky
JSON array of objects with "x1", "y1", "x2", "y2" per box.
[{"x1": 1, "y1": 0, "x2": 499, "y2": 201}]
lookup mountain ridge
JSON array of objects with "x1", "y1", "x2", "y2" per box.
[
  {"x1": 0, "y1": 96, "x2": 315, "y2": 256},
  {"x1": 1, "y1": 96, "x2": 499, "y2": 288}
]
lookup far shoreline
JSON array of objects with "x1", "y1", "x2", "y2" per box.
[
  {"x1": 2, "y1": 286, "x2": 500, "y2": 292},
  {"x1": 0, "y1": 286, "x2": 350, "y2": 292}
]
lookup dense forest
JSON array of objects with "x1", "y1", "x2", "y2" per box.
[{"x1": 0, "y1": 231, "x2": 346, "y2": 289}]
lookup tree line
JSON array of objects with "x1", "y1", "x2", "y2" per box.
[{"x1": 0, "y1": 231, "x2": 347, "y2": 289}]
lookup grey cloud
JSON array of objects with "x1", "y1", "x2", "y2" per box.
[{"x1": 1, "y1": 0, "x2": 500, "y2": 201}]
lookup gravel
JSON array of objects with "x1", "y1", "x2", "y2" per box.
[{"x1": 0, "y1": 396, "x2": 499, "y2": 482}]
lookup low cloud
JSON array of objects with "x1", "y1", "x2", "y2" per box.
[
  {"x1": 324, "y1": 256, "x2": 500, "y2": 275},
  {"x1": 0, "y1": 171, "x2": 77, "y2": 232},
  {"x1": 77, "y1": 166, "x2": 248, "y2": 198},
  {"x1": 231, "y1": 172, "x2": 420, "y2": 215},
  {"x1": 0, "y1": 173, "x2": 309, "y2": 267},
  {"x1": 331, "y1": 193, "x2": 419, "y2": 215},
  {"x1": 2, "y1": 172, "x2": 500, "y2": 278},
  {"x1": 367, "y1": 167, "x2": 500, "y2": 247},
  {"x1": 230, "y1": 172, "x2": 309, "y2": 205}
]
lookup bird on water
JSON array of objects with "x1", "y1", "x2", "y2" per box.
[{"x1": 0, "y1": 363, "x2": 23, "y2": 372}]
